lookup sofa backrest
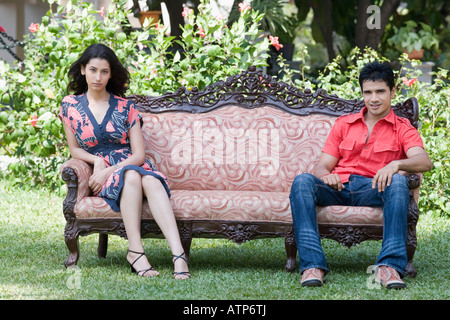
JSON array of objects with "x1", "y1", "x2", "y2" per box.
[
  {"x1": 140, "y1": 106, "x2": 334, "y2": 192},
  {"x1": 129, "y1": 66, "x2": 419, "y2": 192}
]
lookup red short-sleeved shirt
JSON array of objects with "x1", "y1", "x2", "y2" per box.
[{"x1": 322, "y1": 107, "x2": 425, "y2": 183}]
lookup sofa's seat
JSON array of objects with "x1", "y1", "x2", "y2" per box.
[{"x1": 74, "y1": 189, "x2": 385, "y2": 225}]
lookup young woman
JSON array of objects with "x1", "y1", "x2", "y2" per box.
[{"x1": 59, "y1": 43, "x2": 190, "y2": 279}]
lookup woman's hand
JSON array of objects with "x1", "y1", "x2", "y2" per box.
[{"x1": 89, "y1": 157, "x2": 115, "y2": 195}]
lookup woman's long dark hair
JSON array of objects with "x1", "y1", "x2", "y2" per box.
[{"x1": 67, "y1": 43, "x2": 130, "y2": 97}]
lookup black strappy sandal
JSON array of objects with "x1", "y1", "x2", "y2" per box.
[
  {"x1": 128, "y1": 249, "x2": 158, "y2": 278},
  {"x1": 172, "y1": 252, "x2": 191, "y2": 279}
]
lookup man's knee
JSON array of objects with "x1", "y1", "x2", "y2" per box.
[
  {"x1": 292, "y1": 172, "x2": 315, "y2": 186},
  {"x1": 390, "y1": 173, "x2": 408, "y2": 189},
  {"x1": 386, "y1": 173, "x2": 409, "y2": 198},
  {"x1": 292, "y1": 173, "x2": 316, "y2": 186},
  {"x1": 290, "y1": 173, "x2": 316, "y2": 198}
]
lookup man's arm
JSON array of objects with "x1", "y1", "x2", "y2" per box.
[
  {"x1": 372, "y1": 146, "x2": 433, "y2": 192},
  {"x1": 314, "y1": 152, "x2": 345, "y2": 191}
]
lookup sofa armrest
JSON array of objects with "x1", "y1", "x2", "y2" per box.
[
  {"x1": 398, "y1": 171, "x2": 422, "y2": 189},
  {"x1": 405, "y1": 173, "x2": 422, "y2": 190},
  {"x1": 60, "y1": 158, "x2": 93, "y2": 202}
]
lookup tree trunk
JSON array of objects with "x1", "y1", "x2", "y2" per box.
[
  {"x1": 355, "y1": 0, "x2": 401, "y2": 50},
  {"x1": 355, "y1": 0, "x2": 371, "y2": 48},
  {"x1": 165, "y1": 0, "x2": 184, "y2": 38},
  {"x1": 308, "y1": 0, "x2": 335, "y2": 61}
]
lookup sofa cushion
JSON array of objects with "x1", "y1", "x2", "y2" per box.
[
  {"x1": 74, "y1": 190, "x2": 384, "y2": 225},
  {"x1": 141, "y1": 106, "x2": 335, "y2": 193}
]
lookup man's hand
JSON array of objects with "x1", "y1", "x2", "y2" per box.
[
  {"x1": 322, "y1": 173, "x2": 345, "y2": 191},
  {"x1": 315, "y1": 153, "x2": 343, "y2": 191},
  {"x1": 372, "y1": 161, "x2": 399, "y2": 192}
]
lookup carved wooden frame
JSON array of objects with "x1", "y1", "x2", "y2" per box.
[{"x1": 61, "y1": 66, "x2": 421, "y2": 276}]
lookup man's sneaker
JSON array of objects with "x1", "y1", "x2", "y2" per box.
[
  {"x1": 374, "y1": 265, "x2": 406, "y2": 289},
  {"x1": 301, "y1": 268, "x2": 325, "y2": 287}
]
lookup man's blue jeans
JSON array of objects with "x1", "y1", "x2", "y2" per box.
[{"x1": 289, "y1": 173, "x2": 409, "y2": 276}]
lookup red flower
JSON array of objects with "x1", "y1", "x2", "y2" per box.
[
  {"x1": 238, "y1": 2, "x2": 251, "y2": 12},
  {"x1": 198, "y1": 26, "x2": 206, "y2": 38},
  {"x1": 28, "y1": 23, "x2": 39, "y2": 33},
  {"x1": 402, "y1": 77, "x2": 418, "y2": 87},
  {"x1": 269, "y1": 35, "x2": 283, "y2": 51},
  {"x1": 0, "y1": 26, "x2": 5, "y2": 33},
  {"x1": 30, "y1": 114, "x2": 38, "y2": 127},
  {"x1": 182, "y1": 7, "x2": 193, "y2": 17},
  {"x1": 99, "y1": 7, "x2": 105, "y2": 19}
]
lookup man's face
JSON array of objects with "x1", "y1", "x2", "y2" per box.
[{"x1": 361, "y1": 80, "x2": 395, "y2": 121}]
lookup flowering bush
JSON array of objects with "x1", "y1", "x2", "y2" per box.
[
  {"x1": 131, "y1": 1, "x2": 270, "y2": 94},
  {"x1": 401, "y1": 66, "x2": 450, "y2": 218},
  {"x1": 0, "y1": 0, "x2": 270, "y2": 192}
]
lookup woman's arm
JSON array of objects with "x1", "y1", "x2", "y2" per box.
[
  {"x1": 63, "y1": 123, "x2": 109, "y2": 194},
  {"x1": 106, "y1": 120, "x2": 146, "y2": 170},
  {"x1": 63, "y1": 122, "x2": 101, "y2": 165}
]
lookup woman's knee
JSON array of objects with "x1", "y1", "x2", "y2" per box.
[
  {"x1": 123, "y1": 170, "x2": 142, "y2": 187},
  {"x1": 142, "y1": 175, "x2": 163, "y2": 192}
]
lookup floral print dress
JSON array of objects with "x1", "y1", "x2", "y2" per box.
[{"x1": 59, "y1": 93, "x2": 170, "y2": 212}]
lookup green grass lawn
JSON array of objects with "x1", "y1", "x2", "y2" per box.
[{"x1": 0, "y1": 181, "x2": 449, "y2": 301}]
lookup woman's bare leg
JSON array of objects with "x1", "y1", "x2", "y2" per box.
[
  {"x1": 142, "y1": 175, "x2": 190, "y2": 279},
  {"x1": 121, "y1": 170, "x2": 159, "y2": 277}
]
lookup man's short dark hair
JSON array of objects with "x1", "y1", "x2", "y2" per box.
[{"x1": 359, "y1": 61, "x2": 395, "y2": 91}]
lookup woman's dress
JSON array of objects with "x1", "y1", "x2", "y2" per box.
[{"x1": 59, "y1": 92, "x2": 170, "y2": 212}]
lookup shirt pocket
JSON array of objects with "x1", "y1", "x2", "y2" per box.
[
  {"x1": 339, "y1": 139, "x2": 356, "y2": 151},
  {"x1": 373, "y1": 141, "x2": 399, "y2": 164},
  {"x1": 338, "y1": 139, "x2": 357, "y2": 159}
]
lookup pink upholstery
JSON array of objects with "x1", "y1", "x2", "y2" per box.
[
  {"x1": 141, "y1": 106, "x2": 332, "y2": 192},
  {"x1": 62, "y1": 105, "x2": 421, "y2": 226}
]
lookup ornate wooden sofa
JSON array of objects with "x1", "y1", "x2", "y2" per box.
[{"x1": 61, "y1": 66, "x2": 422, "y2": 276}]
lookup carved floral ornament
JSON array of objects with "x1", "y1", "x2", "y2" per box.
[{"x1": 129, "y1": 66, "x2": 419, "y2": 129}]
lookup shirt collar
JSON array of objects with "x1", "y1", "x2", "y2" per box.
[{"x1": 343, "y1": 106, "x2": 396, "y2": 126}]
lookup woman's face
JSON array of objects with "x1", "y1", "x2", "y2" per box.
[{"x1": 81, "y1": 58, "x2": 111, "y2": 93}]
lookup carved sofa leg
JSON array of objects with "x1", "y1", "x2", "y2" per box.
[
  {"x1": 405, "y1": 251, "x2": 417, "y2": 278},
  {"x1": 61, "y1": 166, "x2": 82, "y2": 268},
  {"x1": 403, "y1": 173, "x2": 421, "y2": 277},
  {"x1": 98, "y1": 234, "x2": 108, "y2": 258},
  {"x1": 64, "y1": 232, "x2": 80, "y2": 268},
  {"x1": 405, "y1": 209, "x2": 419, "y2": 278},
  {"x1": 179, "y1": 222, "x2": 193, "y2": 259},
  {"x1": 405, "y1": 182, "x2": 420, "y2": 278},
  {"x1": 285, "y1": 230, "x2": 297, "y2": 272}
]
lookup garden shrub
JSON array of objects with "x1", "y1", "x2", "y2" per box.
[{"x1": 0, "y1": 0, "x2": 270, "y2": 194}]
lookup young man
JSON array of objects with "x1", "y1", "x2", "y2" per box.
[{"x1": 289, "y1": 61, "x2": 432, "y2": 289}]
